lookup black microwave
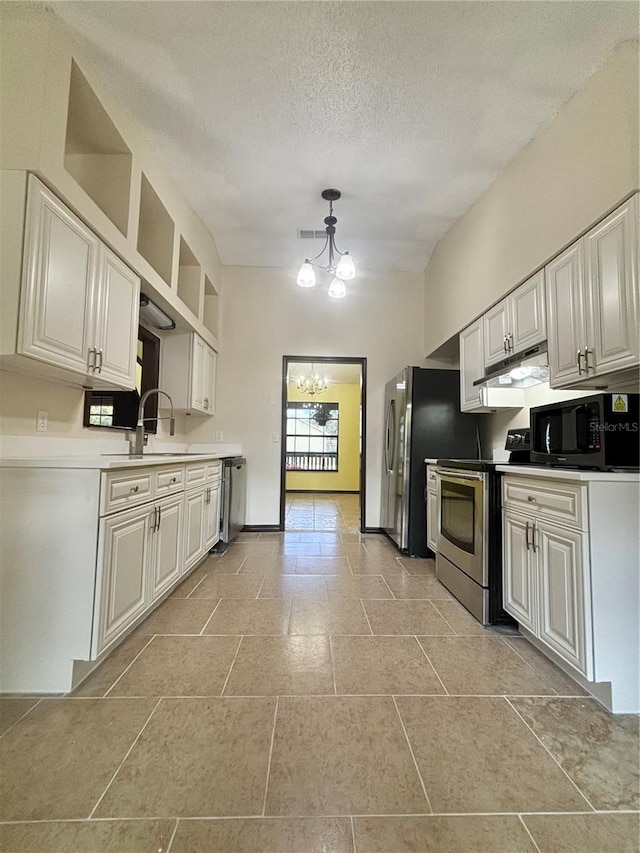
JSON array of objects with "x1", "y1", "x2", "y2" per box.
[{"x1": 530, "y1": 393, "x2": 639, "y2": 469}]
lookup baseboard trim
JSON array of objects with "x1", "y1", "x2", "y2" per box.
[
  {"x1": 286, "y1": 490, "x2": 360, "y2": 495},
  {"x1": 363, "y1": 526, "x2": 384, "y2": 535},
  {"x1": 242, "y1": 524, "x2": 282, "y2": 533}
]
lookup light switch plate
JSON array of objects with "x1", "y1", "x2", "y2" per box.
[
  {"x1": 36, "y1": 410, "x2": 48, "y2": 432},
  {"x1": 215, "y1": 431, "x2": 223, "y2": 442},
  {"x1": 272, "y1": 431, "x2": 280, "y2": 443}
]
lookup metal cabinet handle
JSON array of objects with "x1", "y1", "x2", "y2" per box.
[
  {"x1": 503, "y1": 335, "x2": 508, "y2": 353},
  {"x1": 97, "y1": 349, "x2": 103, "y2": 372},
  {"x1": 531, "y1": 521, "x2": 537, "y2": 552},
  {"x1": 508, "y1": 332, "x2": 514, "y2": 352},
  {"x1": 525, "y1": 521, "x2": 530, "y2": 551},
  {"x1": 584, "y1": 347, "x2": 592, "y2": 372},
  {"x1": 88, "y1": 346, "x2": 96, "y2": 371},
  {"x1": 170, "y1": 477, "x2": 177, "y2": 484},
  {"x1": 576, "y1": 349, "x2": 585, "y2": 374},
  {"x1": 157, "y1": 506, "x2": 162, "y2": 528},
  {"x1": 527, "y1": 495, "x2": 536, "y2": 502},
  {"x1": 131, "y1": 485, "x2": 139, "y2": 493},
  {"x1": 204, "y1": 397, "x2": 209, "y2": 409}
]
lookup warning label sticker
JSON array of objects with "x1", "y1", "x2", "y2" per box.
[{"x1": 612, "y1": 394, "x2": 628, "y2": 413}]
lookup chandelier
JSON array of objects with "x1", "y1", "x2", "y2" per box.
[
  {"x1": 295, "y1": 365, "x2": 329, "y2": 396},
  {"x1": 296, "y1": 189, "x2": 356, "y2": 299}
]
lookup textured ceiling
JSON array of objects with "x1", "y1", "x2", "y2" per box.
[{"x1": 50, "y1": 1, "x2": 638, "y2": 273}]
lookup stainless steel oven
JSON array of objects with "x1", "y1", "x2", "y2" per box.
[{"x1": 437, "y1": 468, "x2": 487, "y2": 586}]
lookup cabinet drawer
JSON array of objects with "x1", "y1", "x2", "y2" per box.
[
  {"x1": 185, "y1": 463, "x2": 207, "y2": 489},
  {"x1": 502, "y1": 477, "x2": 586, "y2": 530},
  {"x1": 102, "y1": 469, "x2": 153, "y2": 514},
  {"x1": 206, "y1": 460, "x2": 222, "y2": 482},
  {"x1": 155, "y1": 465, "x2": 184, "y2": 495}
]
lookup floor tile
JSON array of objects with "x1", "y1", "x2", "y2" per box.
[
  {"x1": 363, "y1": 600, "x2": 455, "y2": 635},
  {"x1": 332, "y1": 636, "x2": 445, "y2": 695},
  {"x1": 0, "y1": 819, "x2": 176, "y2": 853},
  {"x1": 134, "y1": 598, "x2": 219, "y2": 635},
  {"x1": 395, "y1": 696, "x2": 590, "y2": 813},
  {"x1": 347, "y1": 555, "x2": 407, "y2": 576},
  {"x1": 264, "y1": 696, "x2": 428, "y2": 815},
  {"x1": 73, "y1": 634, "x2": 152, "y2": 697},
  {"x1": 522, "y1": 813, "x2": 640, "y2": 853},
  {"x1": 205, "y1": 553, "x2": 249, "y2": 572},
  {"x1": 323, "y1": 575, "x2": 393, "y2": 599},
  {"x1": 418, "y1": 636, "x2": 556, "y2": 695},
  {"x1": 169, "y1": 564, "x2": 211, "y2": 596},
  {"x1": 229, "y1": 543, "x2": 278, "y2": 557},
  {"x1": 510, "y1": 697, "x2": 640, "y2": 810},
  {"x1": 280, "y1": 542, "x2": 322, "y2": 556},
  {"x1": 0, "y1": 698, "x2": 40, "y2": 736},
  {"x1": 503, "y1": 636, "x2": 588, "y2": 695},
  {"x1": 188, "y1": 574, "x2": 263, "y2": 599},
  {"x1": 258, "y1": 574, "x2": 327, "y2": 599},
  {"x1": 295, "y1": 556, "x2": 351, "y2": 574},
  {"x1": 289, "y1": 600, "x2": 371, "y2": 635},
  {"x1": 383, "y1": 575, "x2": 454, "y2": 599},
  {"x1": 353, "y1": 815, "x2": 537, "y2": 852},
  {"x1": 171, "y1": 817, "x2": 354, "y2": 853},
  {"x1": 94, "y1": 697, "x2": 276, "y2": 818},
  {"x1": 0, "y1": 698, "x2": 156, "y2": 820},
  {"x1": 224, "y1": 636, "x2": 334, "y2": 696},
  {"x1": 398, "y1": 557, "x2": 436, "y2": 576},
  {"x1": 203, "y1": 599, "x2": 292, "y2": 634},
  {"x1": 108, "y1": 636, "x2": 240, "y2": 697},
  {"x1": 320, "y1": 543, "x2": 366, "y2": 556},
  {"x1": 429, "y1": 599, "x2": 489, "y2": 635},
  {"x1": 238, "y1": 555, "x2": 298, "y2": 574}
]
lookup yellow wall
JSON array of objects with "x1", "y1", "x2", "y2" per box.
[{"x1": 286, "y1": 381, "x2": 360, "y2": 492}]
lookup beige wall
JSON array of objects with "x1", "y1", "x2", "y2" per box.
[
  {"x1": 185, "y1": 266, "x2": 425, "y2": 527},
  {"x1": 424, "y1": 39, "x2": 639, "y2": 356}
]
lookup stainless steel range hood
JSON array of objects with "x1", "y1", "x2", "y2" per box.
[{"x1": 474, "y1": 342, "x2": 549, "y2": 389}]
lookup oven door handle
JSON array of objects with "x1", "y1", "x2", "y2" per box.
[{"x1": 437, "y1": 471, "x2": 485, "y2": 484}]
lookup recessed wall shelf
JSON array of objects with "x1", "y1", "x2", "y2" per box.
[
  {"x1": 203, "y1": 275, "x2": 219, "y2": 337},
  {"x1": 64, "y1": 61, "x2": 132, "y2": 236},
  {"x1": 137, "y1": 173, "x2": 175, "y2": 287},
  {"x1": 177, "y1": 236, "x2": 202, "y2": 317}
]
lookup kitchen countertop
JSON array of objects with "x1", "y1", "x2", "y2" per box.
[
  {"x1": 498, "y1": 464, "x2": 640, "y2": 482},
  {"x1": 0, "y1": 451, "x2": 242, "y2": 470}
]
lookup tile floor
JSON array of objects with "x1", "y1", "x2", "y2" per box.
[{"x1": 0, "y1": 493, "x2": 638, "y2": 852}]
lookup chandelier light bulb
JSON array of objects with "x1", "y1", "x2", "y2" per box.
[
  {"x1": 328, "y1": 277, "x2": 346, "y2": 299},
  {"x1": 335, "y1": 251, "x2": 355, "y2": 281},
  {"x1": 296, "y1": 261, "x2": 316, "y2": 288}
]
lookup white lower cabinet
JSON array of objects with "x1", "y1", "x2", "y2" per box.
[
  {"x1": 502, "y1": 472, "x2": 639, "y2": 712},
  {"x1": 504, "y1": 509, "x2": 589, "y2": 675},
  {"x1": 184, "y1": 461, "x2": 222, "y2": 569},
  {"x1": 150, "y1": 494, "x2": 184, "y2": 602},
  {"x1": 205, "y1": 482, "x2": 221, "y2": 551},
  {"x1": 184, "y1": 487, "x2": 206, "y2": 570}
]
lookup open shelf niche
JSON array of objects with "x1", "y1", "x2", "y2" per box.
[
  {"x1": 137, "y1": 173, "x2": 175, "y2": 286},
  {"x1": 64, "y1": 61, "x2": 132, "y2": 236},
  {"x1": 203, "y1": 275, "x2": 219, "y2": 337},
  {"x1": 177, "y1": 236, "x2": 202, "y2": 318}
]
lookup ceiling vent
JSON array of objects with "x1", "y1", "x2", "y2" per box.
[{"x1": 298, "y1": 229, "x2": 326, "y2": 239}]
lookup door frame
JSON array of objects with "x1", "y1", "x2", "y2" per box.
[{"x1": 280, "y1": 355, "x2": 367, "y2": 532}]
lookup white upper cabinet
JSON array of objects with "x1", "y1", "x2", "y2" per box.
[
  {"x1": 4, "y1": 174, "x2": 139, "y2": 389},
  {"x1": 585, "y1": 195, "x2": 639, "y2": 377},
  {"x1": 484, "y1": 271, "x2": 546, "y2": 367},
  {"x1": 547, "y1": 194, "x2": 639, "y2": 389},
  {"x1": 459, "y1": 318, "x2": 524, "y2": 412},
  {"x1": 161, "y1": 331, "x2": 217, "y2": 416}
]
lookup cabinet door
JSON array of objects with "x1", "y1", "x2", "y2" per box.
[
  {"x1": 510, "y1": 270, "x2": 547, "y2": 353},
  {"x1": 502, "y1": 511, "x2": 536, "y2": 632},
  {"x1": 202, "y1": 344, "x2": 217, "y2": 414},
  {"x1": 204, "y1": 483, "x2": 221, "y2": 551},
  {"x1": 536, "y1": 520, "x2": 592, "y2": 678},
  {"x1": 190, "y1": 334, "x2": 207, "y2": 413},
  {"x1": 546, "y1": 242, "x2": 586, "y2": 388},
  {"x1": 586, "y1": 195, "x2": 639, "y2": 378},
  {"x1": 19, "y1": 176, "x2": 97, "y2": 375},
  {"x1": 184, "y1": 488, "x2": 206, "y2": 570},
  {"x1": 483, "y1": 298, "x2": 510, "y2": 366},
  {"x1": 427, "y1": 487, "x2": 438, "y2": 552},
  {"x1": 150, "y1": 495, "x2": 184, "y2": 601},
  {"x1": 95, "y1": 505, "x2": 151, "y2": 655},
  {"x1": 459, "y1": 320, "x2": 485, "y2": 411},
  {"x1": 94, "y1": 246, "x2": 140, "y2": 389}
]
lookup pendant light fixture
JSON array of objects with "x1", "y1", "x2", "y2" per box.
[{"x1": 296, "y1": 189, "x2": 356, "y2": 298}]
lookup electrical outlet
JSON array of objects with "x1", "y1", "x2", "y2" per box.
[
  {"x1": 215, "y1": 431, "x2": 223, "y2": 442},
  {"x1": 272, "y1": 431, "x2": 280, "y2": 443},
  {"x1": 36, "y1": 410, "x2": 48, "y2": 432}
]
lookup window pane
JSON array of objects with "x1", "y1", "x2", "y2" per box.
[
  {"x1": 294, "y1": 436, "x2": 310, "y2": 454},
  {"x1": 309, "y1": 437, "x2": 323, "y2": 453}
]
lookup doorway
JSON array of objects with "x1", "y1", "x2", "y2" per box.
[{"x1": 279, "y1": 356, "x2": 367, "y2": 532}]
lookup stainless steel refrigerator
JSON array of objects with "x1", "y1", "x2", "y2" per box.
[{"x1": 380, "y1": 367, "x2": 480, "y2": 556}]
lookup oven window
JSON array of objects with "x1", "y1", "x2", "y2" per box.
[{"x1": 440, "y1": 480, "x2": 476, "y2": 554}]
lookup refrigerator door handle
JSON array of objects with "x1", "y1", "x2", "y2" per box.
[{"x1": 386, "y1": 399, "x2": 396, "y2": 473}]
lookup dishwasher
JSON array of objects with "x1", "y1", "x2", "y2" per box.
[{"x1": 217, "y1": 456, "x2": 247, "y2": 549}]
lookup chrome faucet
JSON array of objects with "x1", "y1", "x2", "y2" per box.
[{"x1": 131, "y1": 389, "x2": 176, "y2": 456}]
